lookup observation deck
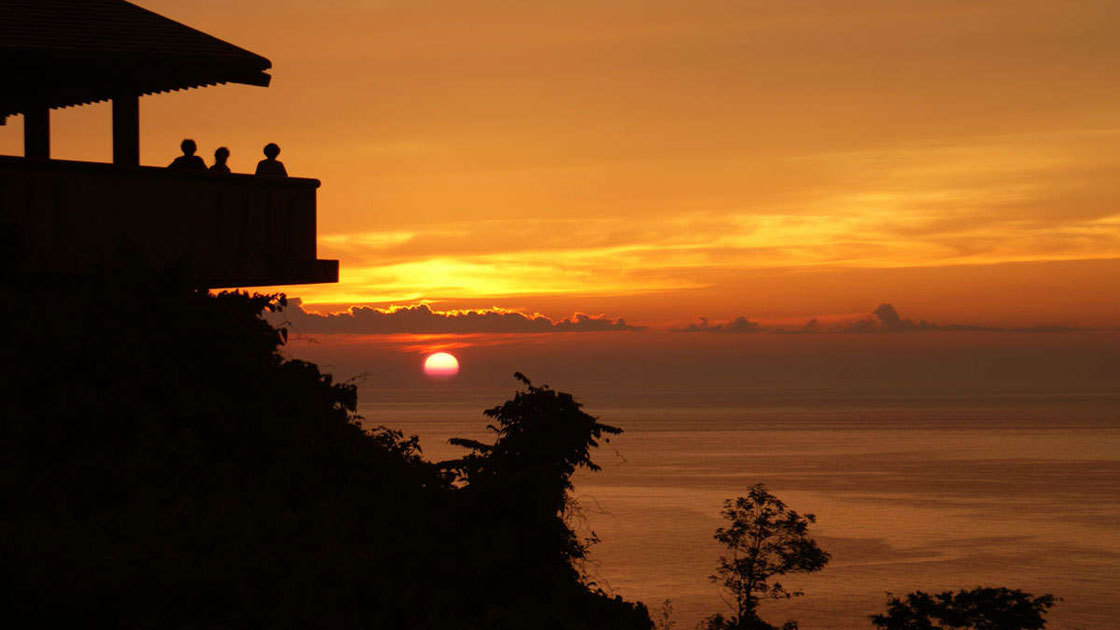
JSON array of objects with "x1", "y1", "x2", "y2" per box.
[{"x1": 0, "y1": 0, "x2": 338, "y2": 287}]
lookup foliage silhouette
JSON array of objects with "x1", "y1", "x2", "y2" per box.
[
  {"x1": 869, "y1": 587, "x2": 1059, "y2": 630},
  {"x1": 653, "y1": 599, "x2": 677, "y2": 630},
  {"x1": 442, "y1": 372, "x2": 622, "y2": 573},
  {"x1": 704, "y1": 484, "x2": 830, "y2": 630},
  {"x1": 0, "y1": 260, "x2": 651, "y2": 629},
  {"x1": 699, "y1": 612, "x2": 799, "y2": 630}
]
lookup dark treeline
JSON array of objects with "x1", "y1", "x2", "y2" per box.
[{"x1": 0, "y1": 258, "x2": 650, "y2": 629}]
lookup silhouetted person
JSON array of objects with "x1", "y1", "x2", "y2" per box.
[
  {"x1": 255, "y1": 143, "x2": 288, "y2": 177},
  {"x1": 169, "y1": 139, "x2": 207, "y2": 170},
  {"x1": 210, "y1": 147, "x2": 231, "y2": 174}
]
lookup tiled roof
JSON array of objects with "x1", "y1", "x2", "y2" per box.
[{"x1": 1, "y1": 0, "x2": 272, "y2": 119}]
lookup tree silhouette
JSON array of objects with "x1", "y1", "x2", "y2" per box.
[
  {"x1": 869, "y1": 587, "x2": 1059, "y2": 630},
  {"x1": 442, "y1": 372, "x2": 627, "y2": 597},
  {"x1": 706, "y1": 484, "x2": 830, "y2": 630}
]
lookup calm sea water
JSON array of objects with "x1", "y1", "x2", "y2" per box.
[{"x1": 359, "y1": 389, "x2": 1120, "y2": 630}]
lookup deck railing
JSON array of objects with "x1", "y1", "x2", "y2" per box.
[{"x1": 0, "y1": 156, "x2": 338, "y2": 287}]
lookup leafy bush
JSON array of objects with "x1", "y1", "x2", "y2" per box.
[{"x1": 870, "y1": 587, "x2": 1059, "y2": 630}]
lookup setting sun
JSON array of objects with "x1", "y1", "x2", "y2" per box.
[{"x1": 423, "y1": 352, "x2": 460, "y2": 377}]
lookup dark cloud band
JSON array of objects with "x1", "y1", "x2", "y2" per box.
[
  {"x1": 676, "y1": 304, "x2": 1078, "y2": 334},
  {"x1": 271, "y1": 299, "x2": 642, "y2": 335}
]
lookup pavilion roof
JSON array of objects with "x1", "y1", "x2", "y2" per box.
[{"x1": 0, "y1": 0, "x2": 271, "y2": 122}]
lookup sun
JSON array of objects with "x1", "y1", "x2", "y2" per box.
[{"x1": 423, "y1": 352, "x2": 460, "y2": 378}]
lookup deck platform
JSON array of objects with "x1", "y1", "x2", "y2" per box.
[{"x1": 1, "y1": 156, "x2": 338, "y2": 287}]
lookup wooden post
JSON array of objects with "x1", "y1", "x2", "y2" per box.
[
  {"x1": 112, "y1": 93, "x2": 140, "y2": 166},
  {"x1": 24, "y1": 106, "x2": 50, "y2": 160}
]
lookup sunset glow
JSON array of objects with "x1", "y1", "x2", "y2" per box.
[{"x1": 4, "y1": 0, "x2": 1117, "y2": 329}]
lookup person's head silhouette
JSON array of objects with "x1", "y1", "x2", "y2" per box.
[
  {"x1": 214, "y1": 147, "x2": 230, "y2": 164},
  {"x1": 255, "y1": 143, "x2": 288, "y2": 176},
  {"x1": 180, "y1": 139, "x2": 197, "y2": 156}
]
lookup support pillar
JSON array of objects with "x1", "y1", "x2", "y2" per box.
[
  {"x1": 24, "y1": 107, "x2": 50, "y2": 160},
  {"x1": 112, "y1": 93, "x2": 140, "y2": 166}
]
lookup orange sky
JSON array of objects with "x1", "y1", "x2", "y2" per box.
[{"x1": 4, "y1": 0, "x2": 1119, "y2": 328}]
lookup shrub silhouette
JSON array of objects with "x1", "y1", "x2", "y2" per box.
[
  {"x1": 443, "y1": 372, "x2": 622, "y2": 574},
  {"x1": 0, "y1": 262, "x2": 650, "y2": 629},
  {"x1": 869, "y1": 587, "x2": 1059, "y2": 630}
]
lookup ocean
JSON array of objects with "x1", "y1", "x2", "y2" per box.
[{"x1": 358, "y1": 388, "x2": 1120, "y2": 629}]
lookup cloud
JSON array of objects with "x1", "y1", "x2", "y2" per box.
[
  {"x1": 838, "y1": 303, "x2": 936, "y2": 333},
  {"x1": 772, "y1": 318, "x2": 820, "y2": 335},
  {"x1": 270, "y1": 299, "x2": 643, "y2": 335},
  {"x1": 833, "y1": 303, "x2": 1081, "y2": 333},
  {"x1": 671, "y1": 316, "x2": 762, "y2": 333},
  {"x1": 681, "y1": 304, "x2": 1080, "y2": 334}
]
